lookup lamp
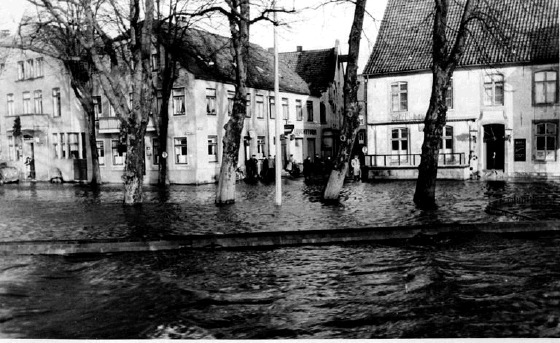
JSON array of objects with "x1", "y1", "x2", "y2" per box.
[{"x1": 505, "y1": 128, "x2": 513, "y2": 142}]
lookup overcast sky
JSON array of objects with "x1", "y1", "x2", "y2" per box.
[{"x1": 0, "y1": 0, "x2": 388, "y2": 72}]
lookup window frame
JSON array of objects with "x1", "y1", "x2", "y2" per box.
[
  {"x1": 207, "y1": 135, "x2": 218, "y2": 162},
  {"x1": 17, "y1": 61, "x2": 24, "y2": 80},
  {"x1": 295, "y1": 99, "x2": 303, "y2": 121},
  {"x1": 390, "y1": 127, "x2": 409, "y2": 164},
  {"x1": 533, "y1": 120, "x2": 558, "y2": 162},
  {"x1": 35, "y1": 57, "x2": 44, "y2": 78},
  {"x1": 172, "y1": 88, "x2": 185, "y2": 116},
  {"x1": 390, "y1": 81, "x2": 408, "y2": 112},
  {"x1": 206, "y1": 88, "x2": 217, "y2": 115},
  {"x1": 96, "y1": 140, "x2": 105, "y2": 165},
  {"x1": 7, "y1": 93, "x2": 14, "y2": 116},
  {"x1": 174, "y1": 137, "x2": 188, "y2": 164},
  {"x1": 282, "y1": 98, "x2": 289, "y2": 121},
  {"x1": 245, "y1": 93, "x2": 251, "y2": 118},
  {"x1": 52, "y1": 88, "x2": 61, "y2": 117},
  {"x1": 306, "y1": 100, "x2": 314, "y2": 122},
  {"x1": 34, "y1": 90, "x2": 43, "y2": 114},
  {"x1": 533, "y1": 70, "x2": 558, "y2": 105},
  {"x1": 25, "y1": 59, "x2": 34, "y2": 79},
  {"x1": 269, "y1": 96, "x2": 275, "y2": 119},
  {"x1": 483, "y1": 74, "x2": 505, "y2": 106},
  {"x1": 111, "y1": 139, "x2": 126, "y2": 165},
  {"x1": 255, "y1": 94, "x2": 264, "y2": 119},
  {"x1": 22, "y1": 91, "x2": 31, "y2": 114},
  {"x1": 152, "y1": 138, "x2": 159, "y2": 165},
  {"x1": 445, "y1": 78, "x2": 453, "y2": 109}
]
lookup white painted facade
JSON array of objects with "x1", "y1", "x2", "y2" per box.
[{"x1": 365, "y1": 63, "x2": 560, "y2": 179}]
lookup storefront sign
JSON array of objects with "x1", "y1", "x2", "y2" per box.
[
  {"x1": 391, "y1": 112, "x2": 424, "y2": 122},
  {"x1": 514, "y1": 139, "x2": 526, "y2": 161}
]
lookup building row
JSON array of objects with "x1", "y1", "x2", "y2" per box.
[{"x1": 0, "y1": 27, "x2": 346, "y2": 184}]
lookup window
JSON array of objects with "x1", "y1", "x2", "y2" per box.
[
  {"x1": 172, "y1": 88, "x2": 185, "y2": 115},
  {"x1": 256, "y1": 95, "x2": 264, "y2": 119},
  {"x1": 174, "y1": 137, "x2": 188, "y2": 164},
  {"x1": 17, "y1": 61, "x2": 24, "y2": 80},
  {"x1": 306, "y1": 101, "x2": 314, "y2": 122},
  {"x1": 257, "y1": 136, "x2": 265, "y2": 158},
  {"x1": 282, "y1": 98, "x2": 289, "y2": 120},
  {"x1": 269, "y1": 96, "x2": 275, "y2": 119},
  {"x1": 35, "y1": 57, "x2": 43, "y2": 77},
  {"x1": 7, "y1": 94, "x2": 14, "y2": 115},
  {"x1": 97, "y1": 140, "x2": 105, "y2": 165},
  {"x1": 227, "y1": 91, "x2": 234, "y2": 116},
  {"x1": 52, "y1": 88, "x2": 61, "y2": 117},
  {"x1": 207, "y1": 135, "x2": 218, "y2": 162},
  {"x1": 534, "y1": 71, "x2": 558, "y2": 105},
  {"x1": 60, "y1": 133, "x2": 66, "y2": 159},
  {"x1": 69, "y1": 133, "x2": 79, "y2": 158},
  {"x1": 534, "y1": 121, "x2": 558, "y2": 161},
  {"x1": 245, "y1": 93, "x2": 251, "y2": 118},
  {"x1": 93, "y1": 96, "x2": 102, "y2": 119},
  {"x1": 296, "y1": 99, "x2": 303, "y2": 121},
  {"x1": 320, "y1": 102, "x2": 326, "y2": 124},
  {"x1": 206, "y1": 88, "x2": 216, "y2": 115},
  {"x1": 112, "y1": 140, "x2": 126, "y2": 165},
  {"x1": 52, "y1": 133, "x2": 59, "y2": 159},
  {"x1": 391, "y1": 128, "x2": 408, "y2": 163},
  {"x1": 152, "y1": 138, "x2": 159, "y2": 165},
  {"x1": 22, "y1": 92, "x2": 31, "y2": 113},
  {"x1": 34, "y1": 90, "x2": 42, "y2": 114},
  {"x1": 445, "y1": 78, "x2": 453, "y2": 109},
  {"x1": 25, "y1": 59, "x2": 34, "y2": 79},
  {"x1": 483, "y1": 74, "x2": 504, "y2": 106},
  {"x1": 391, "y1": 81, "x2": 408, "y2": 111},
  {"x1": 151, "y1": 53, "x2": 159, "y2": 70},
  {"x1": 440, "y1": 125, "x2": 454, "y2": 163}
]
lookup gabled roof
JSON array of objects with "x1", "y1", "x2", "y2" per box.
[
  {"x1": 170, "y1": 28, "x2": 310, "y2": 95},
  {"x1": 363, "y1": 0, "x2": 559, "y2": 76},
  {"x1": 279, "y1": 48, "x2": 337, "y2": 96}
]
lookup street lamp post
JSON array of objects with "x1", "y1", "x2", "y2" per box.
[{"x1": 274, "y1": 3, "x2": 282, "y2": 206}]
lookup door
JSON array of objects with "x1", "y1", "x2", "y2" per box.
[
  {"x1": 484, "y1": 124, "x2": 505, "y2": 170},
  {"x1": 306, "y1": 138, "x2": 316, "y2": 160}
]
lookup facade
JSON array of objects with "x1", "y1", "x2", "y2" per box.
[
  {"x1": 0, "y1": 27, "x2": 344, "y2": 184},
  {"x1": 362, "y1": 0, "x2": 559, "y2": 180}
]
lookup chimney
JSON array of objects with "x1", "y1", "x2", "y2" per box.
[{"x1": 296, "y1": 46, "x2": 302, "y2": 52}]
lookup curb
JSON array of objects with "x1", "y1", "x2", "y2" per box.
[{"x1": 0, "y1": 221, "x2": 558, "y2": 255}]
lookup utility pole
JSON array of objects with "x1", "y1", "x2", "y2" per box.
[{"x1": 274, "y1": 2, "x2": 282, "y2": 206}]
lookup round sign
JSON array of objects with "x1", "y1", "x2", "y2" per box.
[
  {"x1": 362, "y1": 146, "x2": 368, "y2": 154},
  {"x1": 161, "y1": 151, "x2": 168, "y2": 159}
]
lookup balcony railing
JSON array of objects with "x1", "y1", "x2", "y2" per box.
[
  {"x1": 365, "y1": 153, "x2": 466, "y2": 167},
  {"x1": 97, "y1": 116, "x2": 156, "y2": 133}
]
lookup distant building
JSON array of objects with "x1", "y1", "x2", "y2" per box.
[
  {"x1": 362, "y1": 0, "x2": 559, "y2": 180},
  {"x1": 0, "y1": 27, "x2": 345, "y2": 184}
]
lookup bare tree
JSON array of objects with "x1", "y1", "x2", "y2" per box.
[
  {"x1": 17, "y1": 2, "x2": 102, "y2": 185},
  {"x1": 323, "y1": 0, "x2": 367, "y2": 200}
]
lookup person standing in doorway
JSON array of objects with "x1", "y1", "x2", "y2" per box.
[{"x1": 351, "y1": 155, "x2": 361, "y2": 181}]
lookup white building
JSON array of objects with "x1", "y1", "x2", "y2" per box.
[{"x1": 362, "y1": 0, "x2": 559, "y2": 180}]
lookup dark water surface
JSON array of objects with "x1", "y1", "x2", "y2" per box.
[
  {"x1": 1, "y1": 235, "x2": 560, "y2": 339},
  {"x1": 0, "y1": 179, "x2": 559, "y2": 338},
  {"x1": 0, "y1": 179, "x2": 559, "y2": 241}
]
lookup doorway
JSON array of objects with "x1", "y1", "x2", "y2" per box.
[{"x1": 483, "y1": 124, "x2": 505, "y2": 170}]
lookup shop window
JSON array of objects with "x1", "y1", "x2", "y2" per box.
[
  {"x1": 206, "y1": 88, "x2": 216, "y2": 115},
  {"x1": 97, "y1": 140, "x2": 105, "y2": 165},
  {"x1": 534, "y1": 71, "x2": 558, "y2": 105},
  {"x1": 112, "y1": 140, "x2": 126, "y2": 165},
  {"x1": 391, "y1": 81, "x2": 408, "y2": 111},
  {"x1": 534, "y1": 121, "x2": 558, "y2": 161},
  {"x1": 174, "y1": 137, "x2": 188, "y2": 164},
  {"x1": 172, "y1": 88, "x2": 185, "y2": 115},
  {"x1": 483, "y1": 74, "x2": 504, "y2": 106},
  {"x1": 207, "y1": 135, "x2": 218, "y2": 162}
]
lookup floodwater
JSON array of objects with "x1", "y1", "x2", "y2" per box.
[
  {"x1": 0, "y1": 179, "x2": 559, "y2": 338},
  {"x1": 0, "y1": 179, "x2": 559, "y2": 241}
]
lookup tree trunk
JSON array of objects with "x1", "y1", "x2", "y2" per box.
[
  {"x1": 215, "y1": 0, "x2": 249, "y2": 205},
  {"x1": 157, "y1": 95, "x2": 170, "y2": 186},
  {"x1": 123, "y1": 125, "x2": 146, "y2": 204},
  {"x1": 323, "y1": 0, "x2": 366, "y2": 200}
]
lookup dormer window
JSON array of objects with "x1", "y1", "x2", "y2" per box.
[{"x1": 391, "y1": 82, "x2": 408, "y2": 111}]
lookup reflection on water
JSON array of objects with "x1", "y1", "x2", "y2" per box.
[
  {"x1": 0, "y1": 179, "x2": 558, "y2": 242},
  {"x1": 1, "y1": 233, "x2": 559, "y2": 338}
]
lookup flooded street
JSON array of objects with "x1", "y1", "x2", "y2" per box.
[{"x1": 0, "y1": 179, "x2": 559, "y2": 338}]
